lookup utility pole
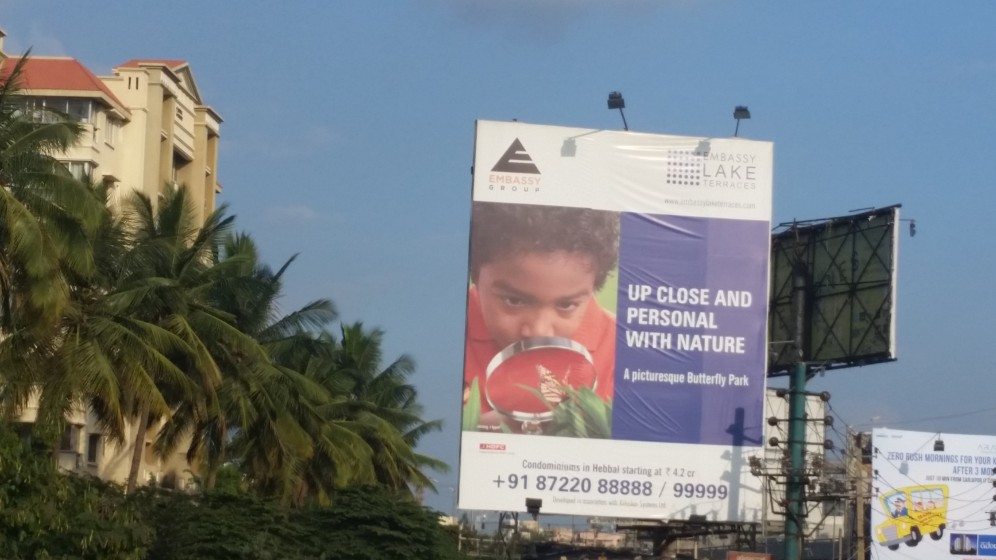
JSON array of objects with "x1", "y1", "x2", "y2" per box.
[
  {"x1": 783, "y1": 254, "x2": 809, "y2": 560},
  {"x1": 769, "y1": 207, "x2": 904, "y2": 560},
  {"x1": 853, "y1": 432, "x2": 867, "y2": 560}
]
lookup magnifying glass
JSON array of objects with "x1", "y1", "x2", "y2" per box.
[{"x1": 484, "y1": 336, "x2": 596, "y2": 434}]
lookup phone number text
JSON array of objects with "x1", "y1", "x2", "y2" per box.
[{"x1": 493, "y1": 474, "x2": 728, "y2": 500}]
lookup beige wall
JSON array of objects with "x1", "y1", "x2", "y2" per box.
[{"x1": 102, "y1": 62, "x2": 221, "y2": 215}]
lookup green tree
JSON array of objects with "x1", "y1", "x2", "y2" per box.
[
  {"x1": 320, "y1": 323, "x2": 447, "y2": 497},
  {"x1": 0, "y1": 55, "x2": 84, "y2": 341},
  {"x1": 0, "y1": 58, "x2": 149, "y2": 454},
  {"x1": 111, "y1": 185, "x2": 264, "y2": 493},
  {"x1": 29, "y1": 181, "x2": 187, "y2": 458},
  {"x1": 0, "y1": 425, "x2": 152, "y2": 559},
  {"x1": 138, "y1": 485, "x2": 464, "y2": 560},
  {"x1": 265, "y1": 331, "x2": 379, "y2": 505},
  {"x1": 294, "y1": 486, "x2": 465, "y2": 560},
  {"x1": 197, "y1": 232, "x2": 340, "y2": 491}
]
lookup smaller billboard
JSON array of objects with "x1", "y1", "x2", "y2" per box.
[
  {"x1": 768, "y1": 206, "x2": 900, "y2": 375},
  {"x1": 871, "y1": 429, "x2": 996, "y2": 560}
]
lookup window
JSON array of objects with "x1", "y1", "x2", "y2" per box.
[
  {"x1": 103, "y1": 116, "x2": 118, "y2": 146},
  {"x1": 20, "y1": 97, "x2": 93, "y2": 123},
  {"x1": 171, "y1": 151, "x2": 190, "y2": 185},
  {"x1": 65, "y1": 99, "x2": 92, "y2": 123},
  {"x1": 86, "y1": 433, "x2": 100, "y2": 464},
  {"x1": 59, "y1": 425, "x2": 79, "y2": 452},
  {"x1": 65, "y1": 161, "x2": 92, "y2": 181},
  {"x1": 24, "y1": 98, "x2": 59, "y2": 123}
]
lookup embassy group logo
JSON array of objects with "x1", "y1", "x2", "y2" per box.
[
  {"x1": 478, "y1": 442, "x2": 507, "y2": 452},
  {"x1": 487, "y1": 138, "x2": 541, "y2": 194}
]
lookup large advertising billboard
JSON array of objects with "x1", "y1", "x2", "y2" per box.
[
  {"x1": 872, "y1": 429, "x2": 996, "y2": 559},
  {"x1": 458, "y1": 120, "x2": 773, "y2": 520}
]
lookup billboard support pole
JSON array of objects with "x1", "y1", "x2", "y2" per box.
[
  {"x1": 784, "y1": 261, "x2": 809, "y2": 560},
  {"x1": 784, "y1": 360, "x2": 807, "y2": 560},
  {"x1": 852, "y1": 432, "x2": 867, "y2": 560}
]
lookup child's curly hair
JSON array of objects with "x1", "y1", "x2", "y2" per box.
[{"x1": 470, "y1": 202, "x2": 620, "y2": 290}]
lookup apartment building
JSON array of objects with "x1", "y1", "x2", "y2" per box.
[
  {"x1": 0, "y1": 29, "x2": 221, "y2": 222},
  {"x1": 0, "y1": 28, "x2": 223, "y2": 490}
]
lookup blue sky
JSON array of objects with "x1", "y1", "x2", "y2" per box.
[{"x1": 3, "y1": 1, "x2": 996, "y2": 514}]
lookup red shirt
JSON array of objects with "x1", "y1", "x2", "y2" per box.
[{"x1": 463, "y1": 286, "x2": 616, "y2": 413}]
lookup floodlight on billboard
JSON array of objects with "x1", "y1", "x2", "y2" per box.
[
  {"x1": 871, "y1": 428, "x2": 996, "y2": 559},
  {"x1": 767, "y1": 205, "x2": 900, "y2": 376},
  {"x1": 458, "y1": 120, "x2": 774, "y2": 521}
]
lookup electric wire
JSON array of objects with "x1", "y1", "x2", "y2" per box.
[{"x1": 758, "y1": 395, "x2": 996, "y2": 559}]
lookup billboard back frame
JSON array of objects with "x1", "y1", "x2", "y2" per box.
[{"x1": 767, "y1": 205, "x2": 900, "y2": 376}]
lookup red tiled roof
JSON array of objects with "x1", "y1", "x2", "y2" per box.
[
  {"x1": 0, "y1": 56, "x2": 126, "y2": 110},
  {"x1": 117, "y1": 59, "x2": 187, "y2": 70}
]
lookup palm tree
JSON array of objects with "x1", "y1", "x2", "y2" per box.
[
  {"x1": 0, "y1": 56, "x2": 121, "y2": 448},
  {"x1": 316, "y1": 323, "x2": 447, "y2": 497},
  {"x1": 191, "y1": 232, "x2": 338, "y2": 490},
  {"x1": 27, "y1": 181, "x2": 187, "y2": 451},
  {"x1": 110, "y1": 184, "x2": 265, "y2": 492},
  {"x1": 254, "y1": 331, "x2": 380, "y2": 505},
  {"x1": 0, "y1": 55, "x2": 90, "y2": 340},
  {"x1": 0, "y1": 55, "x2": 447, "y2": 504},
  {"x1": 204, "y1": 234, "x2": 381, "y2": 501}
]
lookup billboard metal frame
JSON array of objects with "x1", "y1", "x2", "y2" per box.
[{"x1": 767, "y1": 205, "x2": 900, "y2": 376}]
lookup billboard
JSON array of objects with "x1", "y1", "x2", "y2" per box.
[
  {"x1": 872, "y1": 429, "x2": 996, "y2": 559},
  {"x1": 458, "y1": 120, "x2": 773, "y2": 520},
  {"x1": 768, "y1": 206, "x2": 900, "y2": 375}
]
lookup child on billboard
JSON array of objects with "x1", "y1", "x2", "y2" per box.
[{"x1": 462, "y1": 201, "x2": 619, "y2": 436}]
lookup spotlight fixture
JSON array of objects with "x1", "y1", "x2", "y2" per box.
[
  {"x1": 525, "y1": 497, "x2": 542, "y2": 520},
  {"x1": 607, "y1": 91, "x2": 629, "y2": 131},
  {"x1": 934, "y1": 437, "x2": 945, "y2": 452},
  {"x1": 733, "y1": 105, "x2": 751, "y2": 137}
]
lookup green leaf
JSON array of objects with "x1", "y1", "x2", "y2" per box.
[{"x1": 462, "y1": 378, "x2": 481, "y2": 431}]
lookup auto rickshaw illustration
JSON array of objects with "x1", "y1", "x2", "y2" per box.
[{"x1": 875, "y1": 485, "x2": 948, "y2": 550}]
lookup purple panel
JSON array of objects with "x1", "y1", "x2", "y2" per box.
[{"x1": 612, "y1": 213, "x2": 768, "y2": 445}]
